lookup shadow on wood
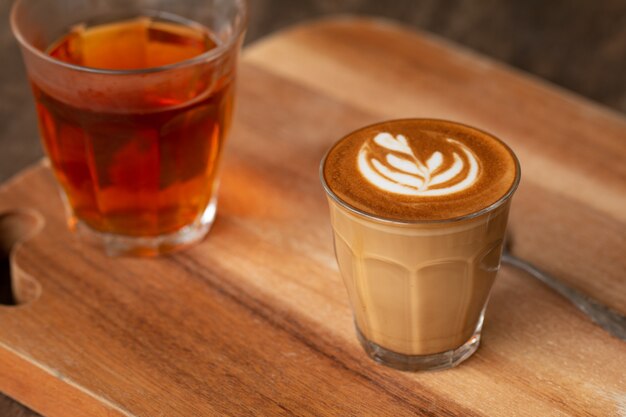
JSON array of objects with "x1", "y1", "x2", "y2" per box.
[{"x1": 0, "y1": 211, "x2": 44, "y2": 305}]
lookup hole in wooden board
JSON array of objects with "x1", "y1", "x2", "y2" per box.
[{"x1": 0, "y1": 211, "x2": 44, "y2": 306}]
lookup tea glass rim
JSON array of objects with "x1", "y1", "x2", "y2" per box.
[
  {"x1": 319, "y1": 118, "x2": 522, "y2": 226},
  {"x1": 10, "y1": 0, "x2": 248, "y2": 76}
]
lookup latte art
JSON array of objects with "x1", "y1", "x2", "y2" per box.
[
  {"x1": 323, "y1": 119, "x2": 518, "y2": 221},
  {"x1": 357, "y1": 132, "x2": 480, "y2": 196}
]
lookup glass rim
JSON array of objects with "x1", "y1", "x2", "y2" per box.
[
  {"x1": 319, "y1": 118, "x2": 522, "y2": 225},
  {"x1": 10, "y1": 0, "x2": 248, "y2": 76}
]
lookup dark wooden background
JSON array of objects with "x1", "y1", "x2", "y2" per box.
[{"x1": 1, "y1": 0, "x2": 625, "y2": 415}]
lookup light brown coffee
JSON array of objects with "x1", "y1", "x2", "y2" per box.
[
  {"x1": 321, "y1": 119, "x2": 520, "y2": 369},
  {"x1": 323, "y1": 119, "x2": 518, "y2": 221}
]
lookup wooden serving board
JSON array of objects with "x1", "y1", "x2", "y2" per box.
[{"x1": 1, "y1": 17, "x2": 625, "y2": 416}]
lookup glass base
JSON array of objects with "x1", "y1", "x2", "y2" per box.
[
  {"x1": 355, "y1": 325, "x2": 481, "y2": 372},
  {"x1": 72, "y1": 197, "x2": 217, "y2": 257}
]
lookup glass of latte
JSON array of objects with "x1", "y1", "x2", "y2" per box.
[{"x1": 321, "y1": 119, "x2": 520, "y2": 371}]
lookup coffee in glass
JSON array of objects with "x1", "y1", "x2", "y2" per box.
[{"x1": 321, "y1": 119, "x2": 520, "y2": 371}]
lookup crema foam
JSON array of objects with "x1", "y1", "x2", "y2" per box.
[{"x1": 323, "y1": 119, "x2": 519, "y2": 221}]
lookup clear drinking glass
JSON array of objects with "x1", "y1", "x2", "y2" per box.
[
  {"x1": 11, "y1": 0, "x2": 247, "y2": 256},
  {"x1": 321, "y1": 120, "x2": 521, "y2": 371}
]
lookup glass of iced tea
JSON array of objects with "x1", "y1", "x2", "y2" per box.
[{"x1": 10, "y1": 0, "x2": 247, "y2": 255}]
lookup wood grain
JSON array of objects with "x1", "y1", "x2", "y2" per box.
[{"x1": 0, "y1": 17, "x2": 625, "y2": 416}]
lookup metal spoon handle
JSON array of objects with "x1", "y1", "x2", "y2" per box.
[{"x1": 501, "y1": 253, "x2": 626, "y2": 341}]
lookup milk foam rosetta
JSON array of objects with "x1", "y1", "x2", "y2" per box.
[
  {"x1": 322, "y1": 119, "x2": 519, "y2": 221},
  {"x1": 357, "y1": 132, "x2": 479, "y2": 196}
]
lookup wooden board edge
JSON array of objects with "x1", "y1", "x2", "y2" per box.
[
  {"x1": 242, "y1": 15, "x2": 626, "y2": 127},
  {"x1": 0, "y1": 159, "x2": 49, "y2": 196},
  {"x1": 0, "y1": 343, "x2": 132, "y2": 417}
]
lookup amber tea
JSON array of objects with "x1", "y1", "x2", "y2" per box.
[{"x1": 31, "y1": 17, "x2": 235, "y2": 240}]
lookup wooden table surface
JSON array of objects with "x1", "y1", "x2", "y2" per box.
[{"x1": 0, "y1": 17, "x2": 625, "y2": 416}]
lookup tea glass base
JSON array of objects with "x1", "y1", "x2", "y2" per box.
[
  {"x1": 71, "y1": 199, "x2": 218, "y2": 257},
  {"x1": 355, "y1": 325, "x2": 481, "y2": 372}
]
